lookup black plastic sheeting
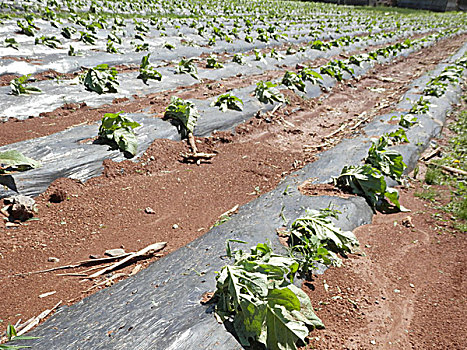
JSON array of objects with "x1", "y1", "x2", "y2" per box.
[
  {"x1": 0, "y1": 32, "x2": 444, "y2": 199},
  {"x1": 8, "y1": 41, "x2": 467, "y2": 350},
  {"x1": 0, "y1": 29, "x2": 429, "y2": 121},
  {"x1": 0, "y1": 17, "x2": 355, "y2": 75},
  {"x1": 8, "y1": 171, "x2": 373, "y2": 350},
  {"x1": 0, "y1": 13, "x2": 403, "y2": 77}
]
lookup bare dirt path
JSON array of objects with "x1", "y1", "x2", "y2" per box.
[{"x1": 0, "y1": 34, "x2": 465, "y2": 331}]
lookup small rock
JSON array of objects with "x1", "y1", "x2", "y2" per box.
[
  {"x1": 4, "y1": 195, "x2": 36, "y2": 221},
  {"x1": 89, "y1": 254, "x2": 101, "y2": 259},
  {"x1": 5, "y1": 222, "x2": 19, "y2": 228},
  {"x1": 49, "y1": 189, "x2": 67, "y2": 203},
  {"x1": 394, "y1": 289, "x2": 401, "y2": 294},
  {"x1": 402, "y1": 216, "x2": 414, "y2": 228},
  {"x1": 48, "y1": 257, "x2": 60, "y2": 263},
  {"x1": 145, "y1": 207, "x2": 155, "y2": 214},
  {"x1": 370, "y1": 340, "x2": 376, "y2": 345},
  {"x1": 105, "y1": 248, "x2": 126, "y2": 257},
  {"x1": 409, "y1": 283, "x2": 415, "y2": 288},
  {"x1": 172, "y1": 224, "x2": 179, "y2": 229}
]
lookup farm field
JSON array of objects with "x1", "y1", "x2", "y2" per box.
[{"x1": 0, "y1": 0, "x2": 466, "y2": 349}]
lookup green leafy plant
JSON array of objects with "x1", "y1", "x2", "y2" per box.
[
  {"x1": 257, "y1": 32, "x2": 269, "y2": 43},
  {"x1": 79, "y1": 31, "x2": 98, "y2": 45},
  {"x1": 376, "y1": 47, "x2": 390, "y2": 58},
  {"x1": 206, "y1": 54, "x2": 224, "y2": 69},
  {"x1": 106, "y1": 40, "x2": 119, "y2": 53},
  {"x1": 107, "y1": 32, "x2": 122, "y2": 45},
  {"x1": 214, "y1": 241, "x2": 324, "y2": 350},
  {"x1": 270, "y1": 48, "x2": 284, "y2": 61},
  {"x1": 409, "y1": 96, "x2": 430, "y2": 115},
  {"x1": 333, "y1": 165, "x2": 405, "y2": 211},
  {"x1": 165, "y1": 96, "x2": 199, "y2": 142},
  {"x1": 365, "y1": 135, "x2": 406, "y2": 181},
  {"x1": 60, "y1": 26, "x2": 76, "y2": 39},
  {"x1": 253, "y1": 49, "x2": 266, "y2": 63},
  {"x1": 0, "y1": 324, "x2": 39, "y2": 349},
  {"x1": 424, "y1": 81, "x2": 447, "y2": 97},
  {"x1": 98, "y1": 111, "x2": 140, "y2": 157},
  {"x1": 16, "y1": 20, "x2": 35, "y2": 37},
  {"x1": 271, "y1": 33, "x2": 288, "y2": 41},
  {"x1": 212, "y1": 26, "x2": 225, "y2": 39},
  {"x1": 255, "y1": 81, "x2": 285, "y2": 104},
  {"x1": 175, "y1": 57, "x2": 198, "y2": 80},
  {"x1": 349, "y1": 53, "x2": 374, "y2": 66},
  {"x1": 337, "y1": 35, "x2": 354, "y2": 46},
  {"x1": 393, "y1": 114, "x2": 418, "y2": 128},
  {"x1": 286, "y1": 46, "x2": 297, "y2": 55},
  {"x1": 432, "y1": 66, "x2": 464, "y2": 84},
  {"x1": 232, "y1": 53, "x2": 246, "y2": 65},
  {"x1": 134, "y1": 43, "x2": 149, "y2": 52},
  {"x1": 164, "y1": 96, "x2": 213, "y2": 161},
  {"x1": 288, "y1": 229, "x2": 332, "y2": 275},
  {"x1": 320, "y1": 60, "x2": 354, "y2": 82},
  {"x1": 0, "y1": 150, "x2": 41, "y2": 174},
  {"x1": 210, "y1": 93, "x2": 244, "y2": 112},
  {"x1": 83, "y1": 64, "x2": 119, "y2": 94},
  {"x1": 310, "y1": 40, "x2": 331, "y2": 51},
  {"x1": 35, "y1": 35, "x2": 61, "y2": 49},
  {"x1": 282, "y1": 71, "x2": 306, "y2": 92},
  {"x1": 134, "y1": 32, "x2": 145, "y2": 41},
  {"x1": 229, "y1": 27, "x2": 239, "y2": 39},
  {"x1": 137, "y1": 54, "x2": 162, "y2": 84},
  {"x1": 10, "y1": 75, "x2": 42, "y2": 95},
  {"x1": 288, "y1": 208, "x2": 359, "y2": 273},
  {"x1": 422, "y1": 56, "x2": 465, "y2": 98},
  {"x1": 134, "y1": 20, "x2": 149, "y2": 33},
  {"x1": 85, "y1": 22, "x2": 101, "y2": 34},
  {"x1": 299, "y1": 67, "x2": 323, "y2": 85},
  {"x1": 4, "y1": 38, "x2": 19, "y2": 50},
  {"x1": 386, "y1": 128, "x2": 409, "y2": 145},
  {"x1": 163, "y1": 42, "x2": 175, "y2": 50},
  {"x1": 68, "y1": 45, "x2": 79, "y2": 56}
]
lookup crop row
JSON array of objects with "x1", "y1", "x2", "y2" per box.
[
  {"x1": 1, "y1": 27, "x2": 455, "y2": 121},
  {"x1": 209, "y1": 46, "x2": 467, "y2": 350},
  {"x1": 1, "y1": 0, "x2": 466, "y2": 77}
]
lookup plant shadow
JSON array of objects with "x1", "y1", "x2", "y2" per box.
[
  {"x1": 92, "y1": 138, "x2": 134, "y2": 159},
  {"x1": 203, "y1": 303, "x2": 266, "y2": 350},
  {"x1": 0, "y1": 174, "x2": 18, "y2": 193}
]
